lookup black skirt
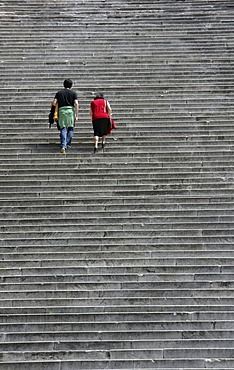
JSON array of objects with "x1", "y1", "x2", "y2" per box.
[{"x1": 93, "y1": 118, "x2": 109, "y2": 137}]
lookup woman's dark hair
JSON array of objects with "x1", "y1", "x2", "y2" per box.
[
  {"x1": 94, "y1": 92, "x2": 104, "y2": 100},
  {"x1": 64, "y1": 79, "x2": 73, "y2": 89}
]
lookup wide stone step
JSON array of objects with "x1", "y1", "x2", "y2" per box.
[
  {"x1": 1, "y1": 272, "x2": 233, "y2": 284},
  {"x1": 0, "y1": 304, "x2": 232, "y2": 314},
  {"x1": 1, "y1": 182, "x2": 234, "y2": 192},
  {"x1": 1, "y1": 338, "x2": 234, "y2": 353},
  {"x1": 5, "y1": 209, "x2": 233, "y2": 220},
  {"x1": 4, "y1": 181, "x2": 229, "y2": 192},
  {"x1": 0, "y1": 279, "x2": 233, "y2": 291},
  {"x1": 2, "y1": 130, "x2": 234, "y2": 140},
  {"x1": 0, "y1": 251, "x2": 233, "y2": 263},
  {"x1": 1, "y1": 248, "x2": 234, "y2": 259},
  {"x1": 1, "y1": 209, "x2": 234, "y2": 219},
  {"x1": 1, "y1": 155, "x2": 234, "y2": 166},
  {"x1": 1, "y1": 224, "x2": 234, "y2": 236},
  {"x1": 0, "y1": 289, "x2": 233, "y2": 301},
  {"x1": 0, "y1": 320, "x2": 230, "y2": 333},
  {"x1": 2, "y1": 178, "x2": 234, "y2": 188},
  {"x1": 0, "y1": 148, "x2": 233, "y2": 159},
  {"x1": 0, "y1": 302, "x2": 233, "y2": 314},
  {"x1": 1, "y1": 309, "x2": 233, "y2": 322},
  {"x1": 0, "y1": 177, "x2": 232, "y2": 187},
  {"x1": 1, "y1": 263, "x2": 230, "y2": 275},
  {"x1": 2, "y1": 187, "x2": 234, "y2": 199},
  {"x1": 1, "y1": 235, "x2": 234, "y2": 247},
  {"x1": 4, "y1": 217, "x2": 234, "y2": 227},
  {"x1": 1, "y1": 296, "x2": 234, "y2": 309},
  {"x1": 0, "y1": 358, "x2": 227, "y2": 370},
  {"x1": 0, "y1": 194, "x2": 232, "y2": 206},
  {"x1": 3, "y1": 132, "x2": 234, "y2": 141},
  {"x1": 1, "y1": 347, "x2": 234, "y2": 363}
]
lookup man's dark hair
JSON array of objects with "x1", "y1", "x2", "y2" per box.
[{"x1": 64, "y1": 79, "x2": 73, "y2": 89}]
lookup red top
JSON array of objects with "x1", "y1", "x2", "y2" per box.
[{"x1": 90, "y1": 98, "x2": 109, "y2": 121}]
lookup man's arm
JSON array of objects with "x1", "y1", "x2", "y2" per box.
[
  {"x1": 49, "y1": 99, "x2": 57, "y2": 127},
  {"x1": 74, "y1": 99, "x2": 79, "y2": 121}
]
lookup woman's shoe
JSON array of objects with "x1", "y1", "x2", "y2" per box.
[
  {"x1": 102, "y1": 141, "x2": 105, "y2": 150},
  {"x1": 94, "y1": 146, "x2": 98, "y2": 153}
]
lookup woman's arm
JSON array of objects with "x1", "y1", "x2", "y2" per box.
[{"x1": 106, "y1": 101, "x2": 112, "y2": 116}]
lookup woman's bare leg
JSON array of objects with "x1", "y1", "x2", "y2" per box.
[
  {"x1": 94, "y1": 136, "x2": 99, "y2": 152},
  {"x1": 102, "y1": 135, "x2": 106, "y2": 148}
]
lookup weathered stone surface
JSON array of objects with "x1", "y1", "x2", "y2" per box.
[{"x1": 0, "y1": 0, "x2": 234, "y2": 368}]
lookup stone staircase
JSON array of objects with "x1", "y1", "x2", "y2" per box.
[{"x1": 0, "y1": 0, "x2": 234, "y2": 369}]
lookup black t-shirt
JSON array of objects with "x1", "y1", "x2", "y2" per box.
[{"x1": 55, "y1": 88, "x2": 78, "y2": 108}]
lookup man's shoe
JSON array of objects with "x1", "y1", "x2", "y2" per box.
[{"x1": 60, "y1": 147, "x2": 66, "y2": 154}]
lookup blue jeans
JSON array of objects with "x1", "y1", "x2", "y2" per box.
[{"x1": 60, "y1": 127, "x2": 74, "y2": 148}]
